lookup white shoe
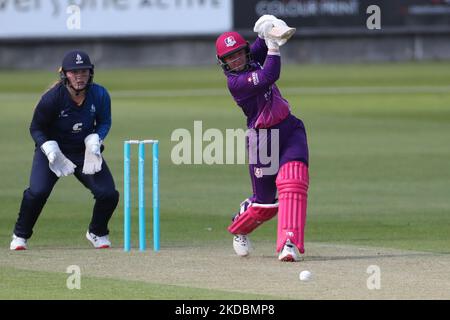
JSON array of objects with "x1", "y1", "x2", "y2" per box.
[
  {"x1": 10, "y1": 234, "x2": 27, "y2": 251},
  {"x1": 278, "y1": 239, "x2": 302, "y2": 262},
  {"x1": 233, "y1": 234, "x2": 252, "y2": 257},
  {"x1": 86, "y1": 231, "x2": 111, "y2": 249}
]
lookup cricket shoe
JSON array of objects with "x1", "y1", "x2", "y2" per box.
[
  {"x1": 233, "y1": 234, "x2": 252, "y2": 257},
  {"x1": 86, "y1": 231, "x2": 111, "y2": 249},
  {"x1": 10, "y1": 234, "x2": 27, "y2": 251},
  {"x1": 278, "y1": 239, "x2": 303, "y2": 262}
]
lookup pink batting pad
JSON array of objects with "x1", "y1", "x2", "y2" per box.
[
  {"x1": 228, "y1": 202, "x2": 278, "y2": 235},
  {"x1": 275, "y1": 161, "x2": 309, "y2": 253}
]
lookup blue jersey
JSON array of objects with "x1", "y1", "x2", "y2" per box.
[{"x1": 30, "y1": 82, "x2": 112, "y2": 154}]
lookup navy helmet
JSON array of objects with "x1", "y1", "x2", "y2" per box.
[
  {"x1": 61, "y1": 50, "x2": 94, "y2": 72},
  {"x1": 60, "y1": 50, "x2": 95, "y2": 90}
]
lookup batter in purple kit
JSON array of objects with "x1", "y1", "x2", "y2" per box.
[{"x1": 216, "y1": 15, "x2": 310, "y2": 262}]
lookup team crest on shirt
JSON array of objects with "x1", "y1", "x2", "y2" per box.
[
  {"x1": 224, "y1": 36, "x2": 236, "y2": 47},
  {"x1": 90, "y1": 104, "x2": 96, "y2": 113},
  {"x1": 254, "y1": 167, "x2": 263, "y2": 178}
]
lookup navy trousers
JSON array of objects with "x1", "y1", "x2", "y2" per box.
[{"x1": 13, "y1": 149, "x2": 119, "y2": 239}]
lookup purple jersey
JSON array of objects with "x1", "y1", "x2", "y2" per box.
[
  {"x1": 225, "y1": 37, "x2": 290, "y2": 129},
  {"x1": 223, "y1": 37, "x2": 309, "y2": 205}
]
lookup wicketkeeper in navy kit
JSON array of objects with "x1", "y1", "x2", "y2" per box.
[{"x1": 10, "y1": 50, "x2": 119, "y2": 250}]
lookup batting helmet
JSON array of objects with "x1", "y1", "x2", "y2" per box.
[{"x1": 216, "y1": 32, "x2": 251, "y2": 72}]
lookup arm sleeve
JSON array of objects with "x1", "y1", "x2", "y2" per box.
[
  {"x1": 228, "y1": 54, "x2": 281, "y2": 99},
  {"x1": 95, "y1": 89, "x2": 112, "y2": 140},
  {"x1": 29, "y1": 97, "x2": 57, "y2": 148},
  {"x1": 250, "y1": 37, "x2": 268, "y2": 66}
]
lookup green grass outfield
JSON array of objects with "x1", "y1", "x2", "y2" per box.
[
  {"x1": 0, "y1": 267, "x2": 278, "y2": 300},
  {"x1": 1, "y1": 62, "x2": 450, "y2": 299}
]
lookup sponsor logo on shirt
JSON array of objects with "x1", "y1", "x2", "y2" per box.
[
  {"x1": 264, "y1": 88, "x2": 272, "y2": 101},
  {"x1": 72, "y1": 123, "x2": 83, "y2": 133},
  {"x1": 251, "y1": 72, "x2": 259, "y2": 85}
]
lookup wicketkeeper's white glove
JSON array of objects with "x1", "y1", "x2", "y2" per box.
[
  {"x1": 253, "y1": 14, "x2": 278, "y2": 39},
  {"x1": 82, "y1": 133, "x2": 103, "y2": 175},
  {"x1": 41, "y1": 140, "x2": 76, "y2": 177}
]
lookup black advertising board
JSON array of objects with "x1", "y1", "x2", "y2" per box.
[{"x1": 234, "y1": 0, "x2": 450, "y2": 31}]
